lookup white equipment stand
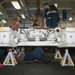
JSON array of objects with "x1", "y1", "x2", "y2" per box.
[
  {"x1": 54, "y1": 49, "x2": 62, "y2": 59},
  {"x1": 3, "y1": 49, "x2": 18, "y2": 66},
  {"x1": 60, "y1": 49, "x2": 74, "y2": 66}
]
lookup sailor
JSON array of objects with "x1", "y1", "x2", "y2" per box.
[
  {"x1": 4, "y1": 15, "x2": 21, "y2": 30},
  {"x1": 30, "y1": 14, "x2": 44, "y2": 29},
  {"x1": 43, "y1": 3, "x2": 60, "y2": 28},
  {"x1": 15, "y1": 47, "x2": 52, "y2": 63}
]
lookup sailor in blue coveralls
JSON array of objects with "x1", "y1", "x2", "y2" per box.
[
  {"x1": 24, "y1": 47, "x2": 45, "y2": 61},
  {"x1": 16, "y1": 47, "x2": 51, "y2": 63},
  {"x1": 43, "y1": 3, "x2": 60, "y2": 28}
]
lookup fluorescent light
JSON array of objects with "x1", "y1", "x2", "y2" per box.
[
  {"x1": 2, "y1": 20, "x2": 6, "y2": 23},
  {"x1": 54, "y1": 3, "x2": 58, "y2": 7},
  {"x1": 69, "y1": 17, "x2": 73, "y2": 20},
  {"x1": 0, "y1": 12, "x2": 2, "y2": 15},
  {"x1": 21, "y1": 14, "x2": 25, "y2": 19},
  {"x1": 11, "y1": 1, "x2": 21, "y2": 9}
]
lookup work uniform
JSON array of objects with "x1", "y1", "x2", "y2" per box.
[
  {"x1": 24, "y1": 47, "x2": 44, "y2": 61},
  {"x1": 17, "y1": 47, "x2": 51, "y2": 63},
  {"x1": 44, "y1": 5, "x2": 60, "y2": 28},
  {"x1": 0, "y1": 47, "x2": 7, "y2": 63},
  {"x1": 0, "y1": 48, "x2": 6, "y2": 57}
]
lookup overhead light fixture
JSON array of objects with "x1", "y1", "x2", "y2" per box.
[
  {"x1": 69, "y1": 17, "x2": 73, "y2": 21},
  {"x1": 54, "y1": 3, "x2": 58, "y2": 7},
  {"x1": 2, "y1": 20, "x2": 6, "y2": 23},
  {"x1": 0, "y1": 12, "x2": 2, "y2": 15},
  {"x1": 11, "y1": 1, "x2": 21, "y2": 9},
  {"x1": 21, "y1": 14, "x2": 25, "y2": 19}
]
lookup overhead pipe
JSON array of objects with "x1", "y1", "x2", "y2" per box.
[
  {"x1": 19, "y1": 0, "x2": 31, "y2": 20},
  {"x1": 36, "y1": 0, "x2": 40, "y2": 14}
]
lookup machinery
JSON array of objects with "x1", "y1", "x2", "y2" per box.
[
  {"x1": 17, "y1": 28, "x2": 59, "y2": 46},
  {"x1": 0, "y1": 27, "x2": 17, "y2": 47},
  {"x1": 58, "y1": 27, "x2": 75, "y2": 47},
  {"x1": 0, "y1": 27, "x2": 75, "y2": 47},
  {"x1": 1, "y1": 27, "x2": 75, "y2": 67},
  {"x1": 17, "y1": 27, "x2": 75, "y2": 47}
]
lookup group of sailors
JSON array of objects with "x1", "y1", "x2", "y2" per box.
[
  {"x1": 3, "y1": 3, "x2": 60, "y2": 31},
  {"x1": 0, "y1": 3, "x2": 60, "y2": 64}
]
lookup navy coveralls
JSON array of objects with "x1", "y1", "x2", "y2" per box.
[
  {"x1": 44, "y1": 5, "x2": 60, "y2": 28},
  {"x1": 24, "y1": 47, "x2": 45, "y2": 61}
]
